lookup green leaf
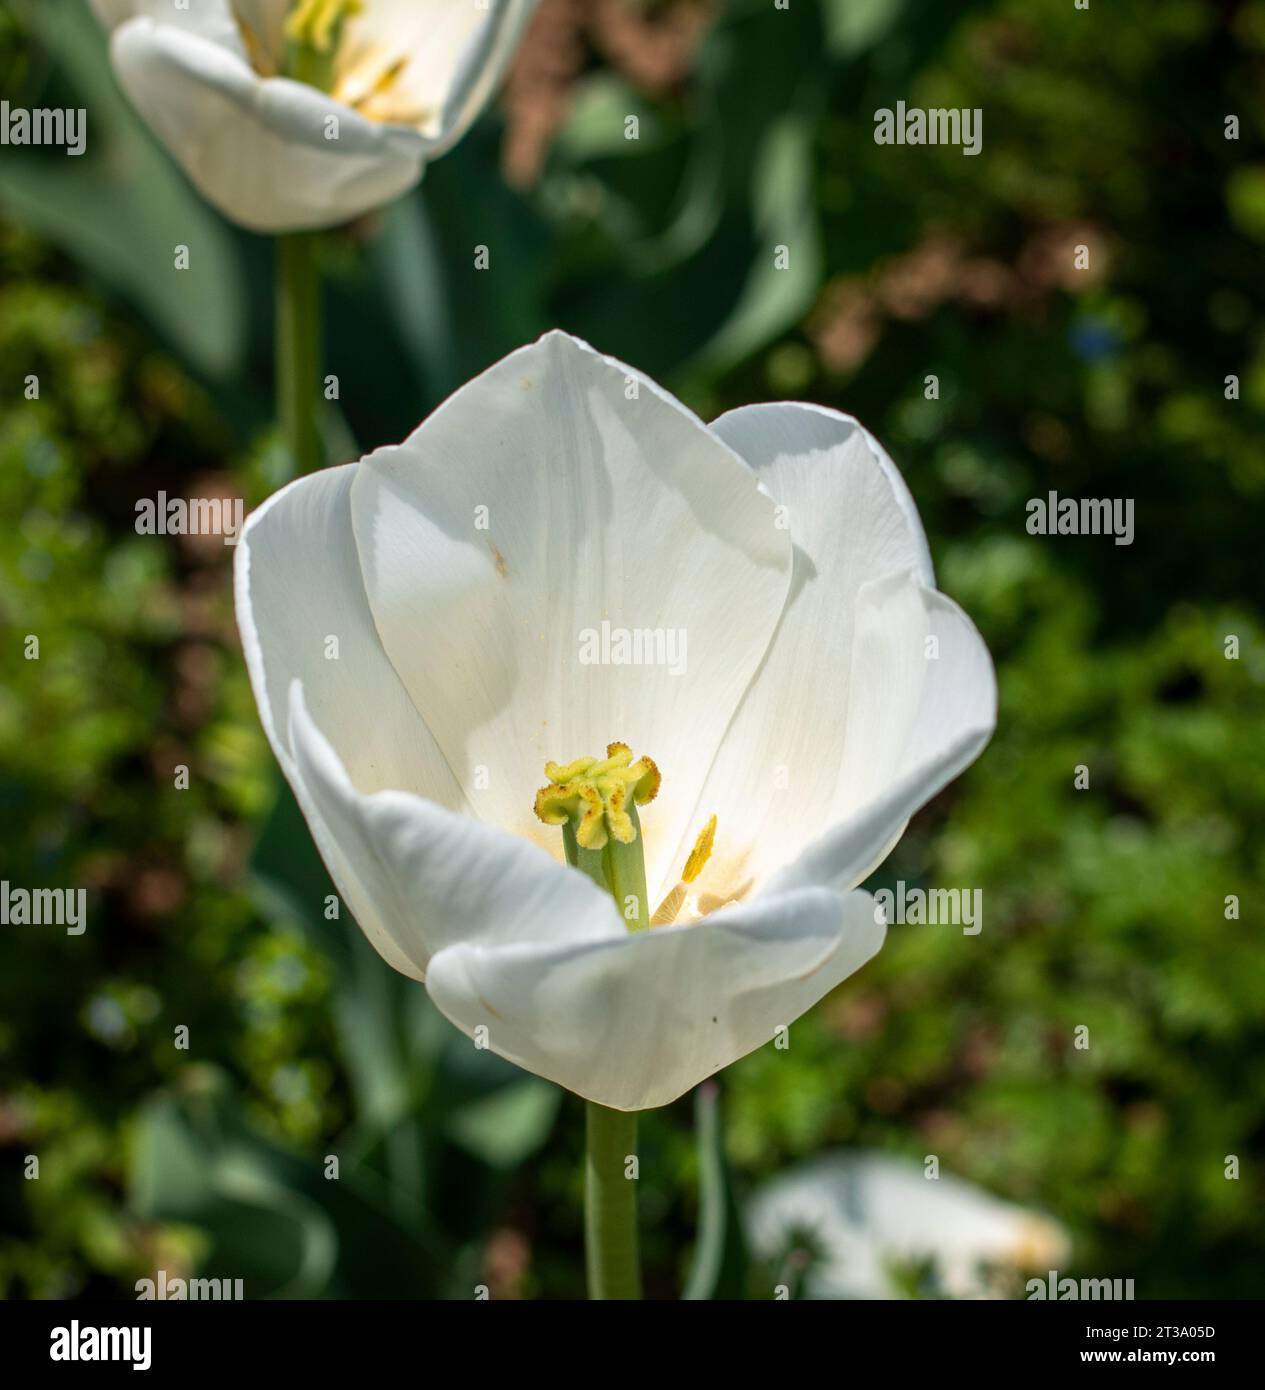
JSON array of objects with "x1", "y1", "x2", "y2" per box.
[
  {"x1": 129, "y1": 1068, "x2": 443, "y2": 1298},
  {"x1": 249, "y1": 777, "x2": 425, "y2": 1132},
  {"x1": 822, "y1": 0, "x2": 907, "y2": 59},
  {"x1": 444, "y1": 1078, "x2": 561, "y2": 1170},
  {"x1": 370, "y1": 196, "x2": 454, "y2": 399},
  {"x1": 694, "y1": 112, "x2": 822, "y2": 375},
  {"x1": 683, "y1": 1081, "x2": 749, "y2": 1300}
]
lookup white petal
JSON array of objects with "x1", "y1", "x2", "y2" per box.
[
  {"x1": 667, "y1": 402, "x2": 938, "y2": 902},
  {"x1": 336, "y1": 0, "x2": 537, "y2": 148},
  {"x1": 426, "y1": 0, "x2": 538, "y2": 156},
  {"x1": 771, "y1": 570, "x2": 996, "y2": 895},
  {"x1": 92, "y1": 0, "x2": 248, "y2": 55},
  {"x1": 748, "y1": 1153, "x2": 1070, "y2": 1300},
  {"x1": 715, "y1": 403, "x2": 933, "y2": 587},
  {"x1": 288, "y1": 684, "x2": 625, "y2": 978},
  {"x1": 110, "y1": 18, "x2": 426, "y2": 231},
  {"x1": 425, "y1": 887, "x2": 884, "y2": 1111},
  {"x1": 349, "y1": 331, "x2": 793, "y2": 902},
  {"x1": 236, "y1": 463, "x2": 473, "y2": 980},
  {"x1": 234, "y1": 462, "x2": 462, "y2": 809}
]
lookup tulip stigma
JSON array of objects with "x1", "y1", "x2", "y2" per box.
[{"x1": 535, "y1": 744, "x2": 659, "y2": 933}]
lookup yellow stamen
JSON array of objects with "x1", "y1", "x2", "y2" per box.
[
  {"x1": 355, "y1": 53, "x2": 409, "y2": 104},
  {"x1": 648, "y1": 814, "x2": 719, "y2": 928},
  {"x1": 285, "y1": 0, "x2": 363, "y2": 54},
  {"x1": 682, "y1": 814, "x2": 717, "y2": 884},
  {"x1": 333, "y1": 50, "x2": 429, "y2": 122}
]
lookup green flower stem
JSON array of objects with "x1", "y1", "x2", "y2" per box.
[
  {"x1": 585, "y1": 1101, "x2": 642, "y2": 1300},
  {"x1": 276, "y1": 232, "x2": 322, "y2": 476},
  {"x1": 564, "y1": 821, "x2": 644, "y2": 1299}
]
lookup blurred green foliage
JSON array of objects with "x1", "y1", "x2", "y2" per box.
[{"x1": 1, "y1": 0, "x2": 1262, "y2": 1299}]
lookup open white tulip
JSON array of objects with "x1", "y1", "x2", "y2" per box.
[
  {"x1": 234, "y1": 331, "x2": 996, "y2": 1111},
  {"x1": 91, "y1": 0, "x2": 538, "y2": 232}
]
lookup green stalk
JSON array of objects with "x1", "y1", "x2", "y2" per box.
[
  {"x1": 564, "y1": 824, "x2": 644, "y2": 1299},
  {"x1": 276, "y1": 232, "x2": 322, "y2": 476},
  {"x1": 585, "y1": 1102, "x2": 642, "y2": 1300}
]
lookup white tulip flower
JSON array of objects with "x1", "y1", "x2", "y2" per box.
[
  {"x1": 91, "y1": 0, "x2": 538, "y2": 232},
  {"x1": 748, "y1": 1153, "x2": 1070, "y2": 1299},
  {"x1": 234, "y1": 331, "x2": 997, "y2": 1112}
]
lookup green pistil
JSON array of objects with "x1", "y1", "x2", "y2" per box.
[
  {"x1": 542, "y1": 744, "x2": 659, "y2": 934},
  {"x1": 283, "y1": 0, "x2": 362, "y2": 91}
]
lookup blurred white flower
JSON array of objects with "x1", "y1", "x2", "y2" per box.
[
  {"x1": 748, "y1": 1152, "x2": 1071, "y2": 1299},
  {"x1": 234, "y1": 331, "x2": 996, "y2": 1110},
  {"x1": 91, "y1": 0, "x2": 537, "y2": 231}
]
